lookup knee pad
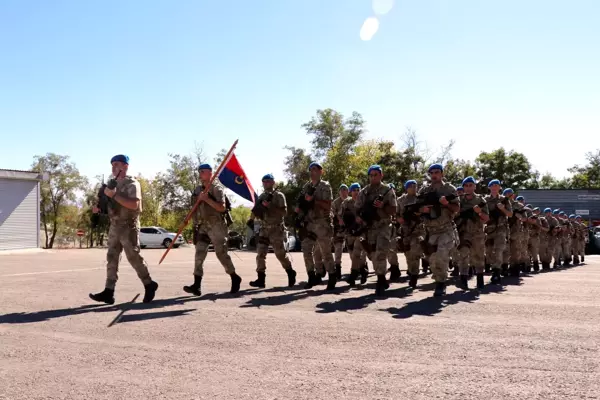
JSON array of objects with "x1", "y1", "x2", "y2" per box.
[{"x1": 258, "y1": 236, "x2": 270, "y2": 246}]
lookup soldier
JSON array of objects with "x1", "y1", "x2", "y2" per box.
[
  {"x1": 568, "y1": 214, "x2": 578, "y2": 264},
  {"x1": 575, "y1": 215, "x2": 586, "y2": 263},
  {"x1": 527, "y1": 207, "x2": 543, "y2": 272},
  {"x1": 296, "y1": 162, "x2": 337, "y2": 290},
  {"x1": 248, "y1": 174, "x2": 296, "y2": 288},
  {"x1": 485, "y1": 179, "x2": 513, "y2": 284},
  {"x1": 504, "y1": 189, "x2": 526, "y2": 277},
  {"x1": 417, "y1": 164, "x2": 460, "y2": 296},
  {"x1": 387, "y1": 183, "x2": 402, "y2": 282},
  {"x1": 449, "y1": 185, "x2": 464, "y2": 278},
  {"x1": 454, "y1": 176, "x2": 489, "y2": 290},
  {"x1": 90, "y1": 154, "x2": 158, "y2": 305},
  {"x1": 549, "y1": 209, "x2": 563, "y2": 268},
  {"x1": 355, "y1": 165, "x2": 397, "y2": 295},
  {"x1": 339, "y1": 182, "x2": 369, "y2": 286},
  {"x1": 332, "y1": 184, "x2": 350, "y2": 279},
  {"x1": 184, "y1": 164, "x2": 242, "y2": 296},
  {"x1": 312, "y1": 242, "x2": 326, "y2": 281},
  {"x1": 537, "y1": 208, "x2": 551, "y2": 270},
  {"x1": 558, "y1": 211, "x2": 572, "y2": 266},
  {"x1": 396, "y1": 179, "x2": 425, "y2": 289}
]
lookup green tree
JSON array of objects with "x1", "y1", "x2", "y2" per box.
[
  {"x1": 137, "y1": 174, "x2": 164, "y2": 226},
  {"x1": 442, "y1": 159, "x2": 477, "y2": 187},
  {"x1": 568, "y1": 150, "x2": 600, "y2": 188},
  {"x1": 160, "y1": 144, "x2": 206, "y2": 213},
  {"x1": 474, "y1": 148, "x2": 535, "y2": 191},
  {"x1": 31, "y1": 153, "x2": 88, "y2": 249},
  {"x1": 230, "y1": 205, "x2": 251, "y2": 234}
]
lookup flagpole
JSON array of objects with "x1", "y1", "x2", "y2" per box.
[{"x1": 158, "y1": 139, "x2": 239, "y2": 265}]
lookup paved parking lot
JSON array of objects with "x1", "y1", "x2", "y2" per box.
[{"x1": 1, "y1": 247, "x2": 599, "y2": 399}]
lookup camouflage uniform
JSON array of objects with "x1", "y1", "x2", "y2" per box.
[
  {"x1": 505, "y1": 200, "x2": 526, "y2": 274},
  {"x1": 312, "y1": 241, "x2": 326, "y2": 277},
  {"x1": 417, "y1": 182, "x2": 460, "y2": 288},
  {"x1": 339, "y1": 197, "x2": 369, "y2": 285},
  {"x1": 485, "y1": 194, "x2": 512, "y2": 276},
  {"x1": 528, "y1": 216, "x2": 542, "y2": 270},
  {"x1": 455, "y1": 193, "x2": 488, "y2": 277},
  {"x1": 397, "y1": 193, "x2": 425, "y2": 277},
  {"x1": 192, "y1": 182, "x2": 237, "y2": 277},
  {"x1": 547, "y1": 215, "x2": 562, "y2": 267},
  {"x1": 332, "y1": 196, "x2": 347, "y2": 268},
  {"x1": 104, "y1": 176, "x2": 153, "y2": 290},
  {"x1": 388, "y1": 223, "x2": 400, "y2": 272},
  {"x1": 300, "y1": 180, "x2": 336, "y2": 280},
  {"x1": 254, "y1": 189, "x2": 293, "y2": 273},
  {"x1": 538, "y1": 216, "x2": 551, "y2": 268},
  {"x1": 355, "y1": 182, "x2": 397, "y2": 294},
  {"x1": 560, "y1": 218, "x2": 572, "y2": 265}
]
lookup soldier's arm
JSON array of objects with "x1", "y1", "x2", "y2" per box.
[
  {"x1": 478, "y1": 201, "x2": 490, "y2": 223},
  {"x1": 501, "y1": 200, "x2": 513, "y2": 218},
  {"x1": 315, "y1": 184, "x2": 333, "y2": 211},
  {"x1": 444, "y1": 187, "x2": 460, "y2": 213},
  {"x1": 384, "y1": 190, "x2": 397, "y2": 216},
  {"x1": 274, "y1": 193, "x2": 287, "y2": 218},
  {"x1": 205, "y1": 185, "x2": 226, "y2": 213},
  {"x1": 114, "y1": 181, "x2": 141, "y2": 211}
]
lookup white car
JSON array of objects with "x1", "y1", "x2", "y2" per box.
[
  {"x1": 139, "y1": 226, "x2": 185, "y2": 249},
  {"x1": 268, "y1": 230, "x2": 297, "y2": 252}
]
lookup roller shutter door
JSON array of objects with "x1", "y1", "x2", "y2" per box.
[{"x1": 0, "y1": 178, "x2": 39, "y2": 250}]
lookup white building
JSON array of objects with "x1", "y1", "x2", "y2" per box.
[{"x1": 0, "y1": 169, "x2": 44, "y2": 251}]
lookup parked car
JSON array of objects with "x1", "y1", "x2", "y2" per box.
[
  {"x1": 139, "y1": 226, "x2": 185, "y2": 249},
  {"x1": 266, "y1": 230, "x2": 297, "y2": 252},
  {"x1": 207, "y1": 231, "x2": 245, "y2": 251}
]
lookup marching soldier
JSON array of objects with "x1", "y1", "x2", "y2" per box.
[
  {"x1": 537, "y1": 208, "x2": 551, "y2": 270},
  {"x1": 332, "y1": 184, "x2": 350, "y2": 279},
  {"x1": 558, "y1": 211, "x2": 572, "y2": 266},
  {"x1": 339, "y1": 182, "x2": 369, "y2": 286},
  {"x1": 502, "y1": 189, "x2": 525, "y2": 276},
  {"x1": 396, "y1": 179, "x2": 425, "y2": 289},
  {"x1": 568, "y1": 214, "x2": 578, "y2": 264},
  {"x1": 548, "y1": 210, "x2": 562, "y2": 268},
  {"x1": 575, "y1": 215, "x2": 586, "y2": 263},
  {"x1": 527, "y1": 207, "x2": 543, "y2": 272},
  {"x1": 454, "y1": 176, "x2": 489, "y2": 290},
  {"x1": 90, "y1": 154, "x2": 158, "y2": 304},
  {"x1": 249, "y1": 174, "x2": 296, "y2": 288},
  {"x1": 417, "y1": 164, "x2": 460, "y2": 296},
  {"x1": 387, "y1": 183, "x2": 402, "y2": 282},
  {"x1": 184, "y1": 164, "x2": 242, "y2": 296},
  {"x1": 296, "y1": 162, "x2": 337, "y2": 290},
  {"x1": 312, "y1": 242, "x2": 326, "y2": 281},
  {"x1": 485, "y1": 179, "x2": 513, "y2": 284},
  {"x1": 355, "y1": 165, "x2": 397, "y2": 295}
]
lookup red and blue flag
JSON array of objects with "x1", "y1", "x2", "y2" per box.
[{"x1": 218, "y1": 153, "x2": 257, "y2": 203}]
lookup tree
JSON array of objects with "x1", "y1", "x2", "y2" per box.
[
  {"x1": 160, "y1": 144, "x2": 206, "y2": 213},
  {"x1": 282, "y1": 146, "x2": 313, "y2": 186},
  {"x1": 230, "y1": 205, "x2": 251, "y2": 234},
  {"x1": 137, "y1": 174, "x2": 165, "y2": 226},
  {"x1": 568, "y1": 150, "x2": 600, "y2": 189},
  {"x1": 301, "y1": 109, "x2": 365, "y2": 160},
  {"x1": 442, "y1": 159, "x2": 477, "y2": 187},
  {"x1": 31, "y1": 153, "x2": 88, "y2": 249},
  {"x1": 214, "y1": 148, "x2": 228, "y2": 167},
  {"x1": 474, "y1": 148, "x2": 535, "y2": 191}
]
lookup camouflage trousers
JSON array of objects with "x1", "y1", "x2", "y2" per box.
[
  {"x1": 485, "y1": 224, "x2": 508, "y2": 270},
  {"x1": 539, "y1": 238, "x2": 551, "y2": 264},
  {"x1": 364, "y1": 220, "x2": 392, "y2": 276},
  {"x1": 388, "y1": 225, "x2": 399, "y2": 267},
  {"x1": 302, "y1": 219, "x2": 335, "y2": 274},
  {"x1": 402, "y1": 235, "x2": 423, "y2": 276},
  {"x1": 345, "y1": 235, "x2": 364, "y2": 271},
  {"x1": 456, "y1": 231, "x2": 485, "y2": 275},
  {"x1": 504, "y1": 228, "x2": 526, "y2": 264},
  {"x1": 528, "y1": 235, "x2": 540, "y2": 263},
  {"x1": 561, "y1": 236, "x2": 572, "y2": 261},
  {"x1": 256, "y1": 224, "x2": 292, "y2": 273},
  {"x1": 550, "y1": 235, "x2": 562, "y2": 263},
  {"x1": 194, "y1": 220, "x2": 236, "y2": 277},
  {"x1": 573, "y1": 237, "x2": 585, "y2": 256},
  {"x1": 424, "y1": 225, "x2": 458, "y2": 283},
  {"x1": 105, "y1": 222, "x2": 152, "y2": 290}
]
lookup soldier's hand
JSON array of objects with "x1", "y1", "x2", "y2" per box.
[
  {"x1": 104, "y1": 187, "x2": 116, "y2": 198},
  {"x1": 198, "y1": 192, "x2": 209, "y2": 202},
  {"x1": 262, "y1": 200, "x2": 270, "y2": 207},
  {"x1": 473, "y1": 205, "x2": 481, "y2": 214},
  {"x1": 305, "y1": 194, "x2": 314, "y2": 202},
  {"x1": 421, "y1": 206, "x2": 431, "y2": 214},
  {"x1": 439, "y1": 196, "x2": 449, "y2": 206},
  {"x1": 497, "y1": 203, "x2": 505, "y2": 210},
  {"x1": 373, "y1": 199, "x2": 383, "y2": 208},
  {"x1": 92, "y1": 206, "x2": 100, "y2": 214}
]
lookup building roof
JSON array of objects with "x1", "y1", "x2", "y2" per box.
[{"x1": 0, "y1": 169, "x2": 45, "y2": 181}]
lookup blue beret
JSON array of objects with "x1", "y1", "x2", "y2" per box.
[
  {"x1": 198, "y1": 163, "x2": 212, "y2": 171},
  {"x1": 488, "y1": 179, "x2": 501, "y2": 187},
  {"x1": 262, "y1": 174, "x2": 274, "y2": 181},
  {"x1": 457, "y1": 186, "x2": 464, "y2": 191},
  {"x1": 568, "y1": 214, "x2": 576, "y2": 218},
  {"x1": 349, "y1": 183, "x2": 361, "y2": 191},
  {"x1": 368, "y1": 164, "x2": 382, "y2": 175},
  {"x1": 516, "y1": 196, "x2": 524, "y2": 201},
  {"x1": 544, "y1": 207, "x2": 552, "y2": 213},
  {"x1": 533, "y1": 207, "x2": 539, "y2": 211},
  {"x1": 559, "y1": 211, "x2": 565, "y2": 215},
  {"x1": 110, "y1": 154, "x2": 129, "y2": 165},
  {"x1": 388, "y1": 183, "x2": 395, "y2": 189},
  {"x1": 428, "y1": 163, "x2": 443, "y2": 173},
  {"x1": 503, "y1": 188, "x2": 514, "y2": 195},
  {"x1": 462, "y1": 176, "x2": 476, "y2": 185},
  {"x1": 404, "y1": 179, "x2": 417, "y2": 189},
  {"x1": 553, "y1": 209, "x2": 560, "y2": 214},
  {"x1": 308, "y1": 162, "x2": 322, "y2": 171},
  {"x1": 339, "y1": 184, "x2": 349, "y2": 190},
  {"x1": 576, "y1": 215, "x2": 582, "y2": 219}
]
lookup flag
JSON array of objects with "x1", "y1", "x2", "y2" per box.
[{"x1": 217, "y1": 152, "x2": 257, "y2": 203}]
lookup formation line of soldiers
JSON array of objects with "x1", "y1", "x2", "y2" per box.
[{"x1": 89, "y1": 155, "x2": 588, "y2": 305}]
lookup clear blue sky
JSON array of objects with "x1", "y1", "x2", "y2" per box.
[{"x1": 1, "y1": 0, "x2": 599, "y2": 202}]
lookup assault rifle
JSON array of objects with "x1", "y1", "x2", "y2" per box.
[
  {"x1": 251, "y1": 191, "x2": 274, "y2": 220},
  {"x1": 342, "y1": 209, "x2": 366, "y2": 237},
  {"x1": 357, "y1": 185, "x2": 393, "y2": 225},
  {"x1": 91, "y1": 174, "x2": 118, "y2": 228},
  {"x1": 403, "y1": 191, "x2": 459, "y2": 221},
  {"x1": 294, "y1": 184, "x2": 316, "y2": 240},
  {"x1": 489, "y1": 196, "x2": 510, "y2": 223},
  {"x1": 455, "y1": 199, "x2": 487, "y2": 228}
]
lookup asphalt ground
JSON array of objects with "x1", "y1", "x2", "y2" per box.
[{"x1": 1, "y1": 247, "x2": 599, "y2": 400}]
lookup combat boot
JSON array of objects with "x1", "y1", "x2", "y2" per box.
[
  {"x1": 572, "y1": 255, "x2": 579, "y2": 265},
  {"x1": 490, "y1": 269, "x2": 502, "y2": 284},
  {"x1": 359, "y1": 265, "x2": 369, "y2": 284},
  {"x1": 553, "y1": 261, "x2": 560, "y2": 269},
  {"x1": 510, "y1": 264, "x2": 520, "y2": 277},
  {"x1": 468, "y1": 267, "x2": 474, "y2": 278},
  {"x1": 230, "y1": 273, "x2": 242, "y2": 294},
  {"x1": 375, "y1": 274, "x2": 389, "y2": 296},
  {"x1": 249, "y1": 272, "x2": 266, "y2": 288},
  {"x1": 304, "y1": 271, "x2": 317, "y2": 289},
  {"x1": 317, "y1": 266, "x2": 326, "y2": 278},
  {"x1": 581, "y1": 255, "x2": 585, "y2": 262},
  {"x1": 476, "y1": 273, "x2": 485, "y2": 289},
  {"x1": 143, "y1": 281, "x2": 159, "y2": 303},
  {"x1": 563, "y1": 257, "x2": 571, "y2": 266},
  {"x1": 532, "y1": 261, "x2": 540, "y2": 272},
  {"x1": 408, "y1": 274, "x2": 418, "y2": 289},
  {"x1": 484, "y1": 263, "x2": 491, "y2": 273},
  {"x1": 457, "y1": 275, "x2": 469, "y2": 291},
  {"x1": 314, "y1": 273, "x2": 324, "y2": 286},
  {"x1": 286, "y1": 268, "x2": 297, "y2": 287},
  {"x1": 433, "y1": 281, "x2": 446, "y2": 297},
  {"x1": 388, "y1": 265, "x2": 401, "y2": 283},
  {"x1": 335, "y1": 264, "x2": 342, "y2": 280},
  {"x1": 183, "y1": 275, "x2": 202, "y2": 296},
  {"x1": 501, "y1": 264, "x2": 509, "y2": 277},
  {"x1": 326, "y1": 274, "x2": 337, "y2": 291},
  {"x1": 346, "y1": 270, "x2": 359, "y2": 287},
  {"x1": 541, "y1": 261, "x2": 550, "y2": 270},
  {"x1": 421, "y1": 258, "x2": 430, "y2": 274},
  {"x1": 450, "y1": 262, "x2": 459, "y2": 277},
  {"x1": 89, "y1": 288, "x2": 115, "y2": 305},
  {"x1": 524, "y1": 263, "x2": 531, "y2": 274}
]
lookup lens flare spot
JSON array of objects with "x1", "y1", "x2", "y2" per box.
[
  {"x1": 359, "y1": 17, "x2": 379, "y2": 41},
  {"x1": 372, "y1": 0, "x2": 394, "y2": 15}
]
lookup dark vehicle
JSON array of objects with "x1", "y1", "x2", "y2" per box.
[{"x1": 207, "y1": 231, "x2": 244, "y2": 251}]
